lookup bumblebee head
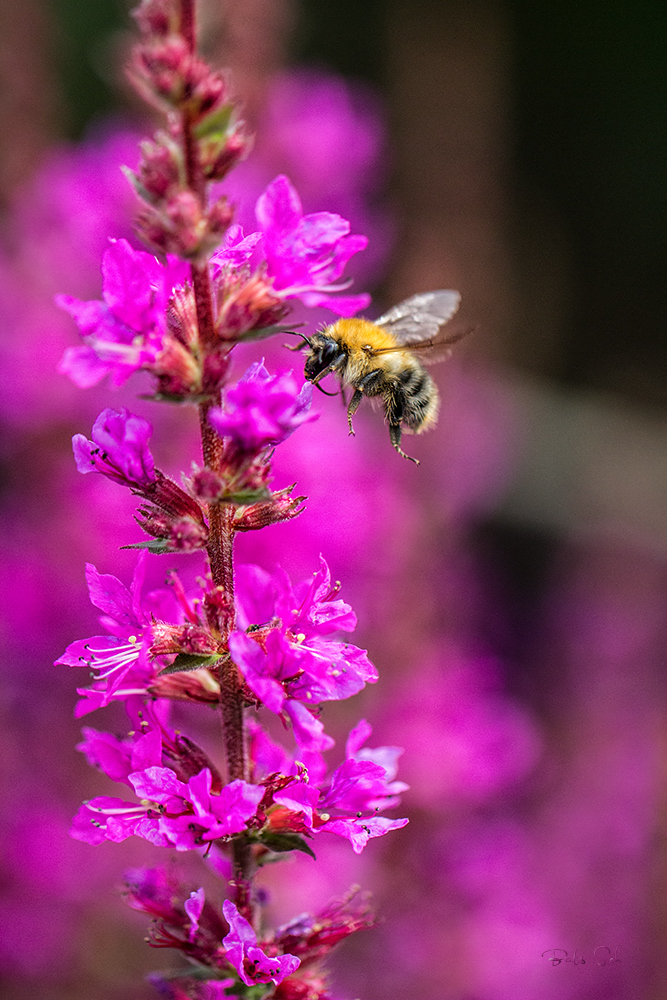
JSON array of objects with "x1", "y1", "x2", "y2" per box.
[{"x1": 303, "y1": 333, "x2": 344, "y2": 383}]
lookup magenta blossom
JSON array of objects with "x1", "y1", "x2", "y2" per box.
[
  {"x1": 72, "y1": 407, "x2": 156, "y2": 487},
  {"x1": 210, "y1": 175, "x2": 370, "y2": 316},
  {"x1": 56, "y1": 551, "x2": 156, "y2": 705},
  {"x1": 208, "y1": 361, "x2": 316, "y2": 452},
  {"x1": 222, "y1": 900, "x2": 300, "y2": 987},
  {"x1": 229, "y1": 558, "x2": 377, "y2": 750},
  {"x1": 57, "y1": 238, "x2": 188, "y2": 388},
  {"x1": 72, "y1": 765, "x2": 264, "y2": 851},
  {"x1": 55, "y1": 556, "x2": 228, "y2": 714},
  {"x1": 256, "y1": 719, "x2": 408, "y2": 854},
  {"x1": 256, "y1": 175, "x2": 370, "y2": 315},
  {"x1": 55, "y1": 551, "x2": 177, "y2": 713}
]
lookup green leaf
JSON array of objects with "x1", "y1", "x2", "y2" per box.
[
  {"x1": 154, "y1": 968, "x2": 271, "y2": 997},
  {"x1": 194, "y1": 103, "x2": 234, "y2": 140},
  {"x1": 257, "y1": 831, "x2": 317, "y2": 860},
  {"x1": 160, "y1": 653, "x2": 223, "y2": 675},
  {"x1": 120, "y1": 165, "x2": 157, "y2": 205},
  {"x1": 120, "y1": 539, "x2": 172, "y2": 554},
  {"x1": 221, "y1": 487, "x2": 272, "y2": 506}
]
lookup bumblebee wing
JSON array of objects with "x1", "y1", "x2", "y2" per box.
[
  {"x1": 374, "y1": 290, "x2": 465, "y2": 364},
  {"x1": 375, "y1": 290, "x2": 461, "y2": 341}
]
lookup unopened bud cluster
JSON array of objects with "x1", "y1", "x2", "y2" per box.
[{"x1": 127, "y1": 0, "x2": 250, "y2": 259}]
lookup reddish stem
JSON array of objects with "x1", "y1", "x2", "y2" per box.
[
  {"x1": 178, "y1": 0, "x2": 253, "y2": 921},
  {"x1": 179, "y1": 0, "x2": 195, "y2": 52}
]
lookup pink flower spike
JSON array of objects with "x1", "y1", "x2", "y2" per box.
[
  {"x1": 222, "y1": 900, "x2": 300, "y2": 987},
  {"x1": 255, "y1": 174, "x2": 370, "y2": 316},
  {"x1": 72, "y1": 407, "x2": 156, "y2": 488}
]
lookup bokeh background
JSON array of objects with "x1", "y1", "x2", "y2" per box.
[{"x1": 2, "y1": 1, "x2": 667, "y2": 998}]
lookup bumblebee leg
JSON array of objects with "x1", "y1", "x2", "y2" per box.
[
  {"x1": 388, "y1": 422, "x2": 420, "y2": 465},
  {"x1": 347, "y1": 389, "x2": 363, "y2": 435}
]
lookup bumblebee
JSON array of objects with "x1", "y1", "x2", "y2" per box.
[{"x1": 296, "y1": 290, "x2": 467, "y2": 464}]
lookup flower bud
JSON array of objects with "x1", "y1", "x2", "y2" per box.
[
  {"x1": 235, "y1": 485, "x2": 306, "y2": 531},
  {"x1": 145, "y1": 470, "x2": 205, "y2": 522},
  {"x1": 154, "y1": 335, "x2": 203, "y2": 397},
  {"x1": 166, "y1": 190, "x2": 207, "y2": 253},
  {"x1": 131, "y1": 0, "x2": 179, "y2": 38},
  {"x1": 151, "y1": 622, "x2": 219, "y2": 657},
  {"x1": 164, "y1": 733, "x2": 224, "y2": 791},
  {"x1": 216, "y1": 273, "x2": 288, "y2": 340},
  {"x1": 150, "y1": 669, "x2": 220, "y2": 704},
  {"x1": 203, "y1": 126, "x2": 252, "y2": 181},
  {"x1": 207, "y1": 195, "x2": 234, "y2": 237},
  {"x1": 166, "y1": 285, "x2": 198, "y2": 347},
  {"x1": 132, "y1": 38, "x2": 191, "y2": 106},
  {"x1": 190, "y1": 468, "x2": 225, "y2": 502},
  {"x1": 136, "y1": 134, "x2": 182, "y2": 201},
  {"x1": 189, "y1": 67, "x2": 227, "y2": 119}
]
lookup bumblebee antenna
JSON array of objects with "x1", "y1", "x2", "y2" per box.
[{"x1": 283, "y1": 331, "x2": 312, "y2": 352}]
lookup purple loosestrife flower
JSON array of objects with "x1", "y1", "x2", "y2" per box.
[
  {"x1": 208, "y1": 361, "x2": 316, "y2": 453},
  {"x1": 56, "y1": 555, "x2": 225, "y2": 713},
  {"x1": 72, "y1": 407, "x2": 156, "y2": 487},
  {"x1": 222, "y1": 899, "x2": 300, "y2": 987},
  {"x1": 256, "y1": 176, "x2": 370, "y2": 316},
  {"x1": 72, "y1": 407, "x2": 207, "y2": 550},
  {"x1": 229, "y1": 558, "x2": 377, "y2": 750},
  {"x1": 258, "y1": 720, "x2": 408, "y2": 854},
  {"x1": 72, "y1": 763, "x2": 264, "y2": 850},
  {"x1": 211, "y1": 175, "x2": 370, "y2": 317},
  {"x1": 57, "y1": 238, "x2": 189, "y2": 388},
  {"x1": 247, "y1": 717, "x2": 408, "y2": 852},
  {"x1": 55, "y1": 550, "x2": 160, "y2": 711}
]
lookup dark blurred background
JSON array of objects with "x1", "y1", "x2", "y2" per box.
[{"x1": 2, "y1": 1, "x2": 667, "y2": 999}]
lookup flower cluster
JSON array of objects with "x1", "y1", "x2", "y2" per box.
[
  {"x1": 125, "y1": 866, "x2": 373, "y2": 997},
  {"x1": 212, "y1": 175, "x2": 371, "y2": 322},
  {"x1": 58, "y1": 378, "x2": 407, "y2": 985},
  {"x1": 58, "y1": 175, "x2": 368, "y2": 401},
  {"x1": 54, "y1": 2, "x2": 406, "y2": 998},
  {"x1": 60, "y1": 541, "x2": 407, "y2": 989}
]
